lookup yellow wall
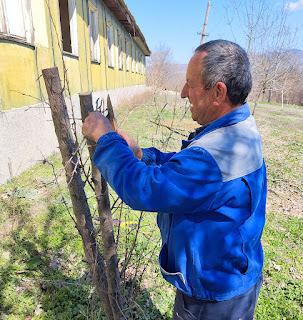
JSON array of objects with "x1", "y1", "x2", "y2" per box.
[
  {"x1": 0, "y1": 0, "x2": 147, "y2": 111},
  {"x1": 0, "y1": 42, "x2": 39, "y2": 110},
  {"x1": 63, "y1": 55, "x2": 82, "y2": 94}
]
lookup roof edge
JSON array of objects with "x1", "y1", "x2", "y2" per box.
[{"x1": 102, "y1": 0, "x2": 151, "y2": 56}]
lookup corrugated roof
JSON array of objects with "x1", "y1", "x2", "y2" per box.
[{"x1": 102, "y1": 0, "x2": 151, "y2": 56}]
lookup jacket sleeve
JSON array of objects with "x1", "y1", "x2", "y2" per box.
[
  {"x1": 141, "y1": 147, "x2": 176, "y2": 166},
  {"x1": 93, "y1": 132, "x2": 223, "y2": 214}
]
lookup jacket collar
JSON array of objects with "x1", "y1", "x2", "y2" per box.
[{"x1": 181, "y1": 103, "x2": 251, "y2": 149}]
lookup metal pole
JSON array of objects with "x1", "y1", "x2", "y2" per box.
[{"x1": 201, "y1": 1, "x2": 211, "y2": 45}]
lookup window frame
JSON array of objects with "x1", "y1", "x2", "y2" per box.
[
  {"x1": 135, "y1": 49, "x2": 138, "y2": 73},
  {"x1": 106, "y1": 20, "x2": 115, "y2": 68},
  {"x1": 125, "y1": 38, "x2": 130, "y2": 71},
  {"x1": 88, "y1": 2, "x2": 100, "y2": 63},
  {"x1": 58, "y1": 0, "x2": 79, "y2": 56},
  {"x1": 118, "y1": 31, "x2": 123, "y2": 70},
  {"x1": 0, "y1": 0, "x2": 34, "y2": 45},
  {"x1": 132, "y1": 45, "x2": 135, "y2": 73}
]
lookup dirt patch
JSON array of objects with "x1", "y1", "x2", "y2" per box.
[
  {"x1": 268, "y1": 186, "x2": 303, "y2": 218},
  {"x1": 255, "y1": 105, "x2": 303, "y2": 219}
]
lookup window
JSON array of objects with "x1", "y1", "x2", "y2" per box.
[
  {"x1": 88, "y1": 2, "x2": 100, "y2": 62},
  {"x1": 125, "y1": 39, "x2": 130, "y2": 71},
  {"x1": 138, "y1": 53, "x2": 141, "y2": 74},
  {"x1": 135, "y1": 50, "x2": 138, "y2": 73},
  {"x1": 118, "y1": 32, "x2": 123, "y2": 70},
  {"x1": 143, "y1": 55, "x2": 145, "y2": 75},
  {"x1": 58, "y1": 0, "x2": 78, "y2": 55},
  {"x1": 106, "y1": 21, "x2": 114, "y2": 67},
  {"x1": 139, "y1": 53, "x2": 143, "y2": 74},
  {"x1": 0, "y1": 0, "x2": 34, "y2": 44},
  {"x1": 132, "y1": 45, "x2": 135, "y2": 72}
]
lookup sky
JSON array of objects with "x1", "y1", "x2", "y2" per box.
[{"x1": 124, "y1": 0, "x2": 303, "y2": 64}]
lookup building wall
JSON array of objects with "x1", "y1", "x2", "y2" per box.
[
  {"x1": 0, "y1": 0, "x2": 148, "y2": 184},
  {"x1": 0, "y1": 0, "x2": 147, "y2": 111},
  {"x1": 0, "y1": 84, "x2": 148, "y2": 185}
]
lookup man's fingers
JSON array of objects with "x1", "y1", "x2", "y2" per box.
[{"x1": 81, "y1": 112, "x2": 114, "y2": 142}]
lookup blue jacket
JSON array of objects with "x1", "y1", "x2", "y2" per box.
[{"x1": 93, "y1": 103, "x2": 267, "y2": 301}]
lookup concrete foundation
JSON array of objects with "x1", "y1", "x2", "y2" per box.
[{"x1": 0, "y1": 85, "x2": 147, "y2": 185}]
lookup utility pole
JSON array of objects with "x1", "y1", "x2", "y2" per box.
[{"x1": 200, "y1": 1, "x2": 211, "y2": 45}]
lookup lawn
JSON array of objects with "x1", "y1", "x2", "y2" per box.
[{"x1": 0, "y1": 91, "x2": 302, "y2": 319}]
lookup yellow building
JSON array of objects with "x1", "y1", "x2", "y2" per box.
[{"x1": 0, "y1": 0, "x2": 150, "y2": 184}]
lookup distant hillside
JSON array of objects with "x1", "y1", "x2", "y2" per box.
[
  {"x1": 289, "y1": 49, "x2": 303, "y2": 55},
  {"x1": 169, "y1": 64, "x2": 187, "y2": 91},
  {"x1": 171, "y1": 64, "x2": 187, "y2": 77},
  {"x1": 290, "y1": 49, "x2": 303, "y2": 64}
]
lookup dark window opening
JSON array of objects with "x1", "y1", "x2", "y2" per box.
[{"x1": 59, "y1": 0, "x2": 72, "y2": 53}]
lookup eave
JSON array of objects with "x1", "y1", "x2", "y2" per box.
[{"x1": 102, "y1": 0, "x2": 151, "y2": 56}]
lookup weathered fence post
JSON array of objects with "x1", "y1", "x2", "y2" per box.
[
  {"x1": 79, "y1": 92, "x2": 124, "y2": 319},
  {"x1": 42, "y1": 67, "x2": 114, "y2": 319}
]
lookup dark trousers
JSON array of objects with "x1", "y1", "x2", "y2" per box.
[{"x1": 172, "y1": 274, "x2": 263, "y2": 320}]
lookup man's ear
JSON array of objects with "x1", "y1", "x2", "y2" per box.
[{"x1": 213, "y1": 82, "x2": 227, "y2": 106}]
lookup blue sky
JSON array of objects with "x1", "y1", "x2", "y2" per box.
[{"x1": 125, "y1": 0, "x2": 303, "y2": 64}]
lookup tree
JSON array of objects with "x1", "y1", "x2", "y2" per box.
[
  {"x1": 146, "y1": 44, "x2": 185, "y2": 92},
  {"x1": 225, "y1": 0, "x2": 302, "y2": 109},
  {"x1": 146, "y1": 44, "x2": 174, "y2": 89}
]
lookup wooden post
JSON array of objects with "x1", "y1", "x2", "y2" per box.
[
  {"x1": 79, "y1": 92, "x2": 124, "y2": 320},
  {"x1": 42, "y1": 67, "x2": 114, "y2": 320},
  {"x1": 201, "y1": 2, "x2": 211, "y2": 45}
]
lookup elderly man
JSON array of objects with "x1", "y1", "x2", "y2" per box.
[{"x1": 82, "y1": 40, "x2": 266, "y2": 320}]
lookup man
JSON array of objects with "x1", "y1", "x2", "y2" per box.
[{"x1": 82, "y1": 40, "x2": 266, "y2": 320}]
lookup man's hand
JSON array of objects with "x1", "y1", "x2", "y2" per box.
[
  {"x1": 82, "y1": 112, "x2": 143, "y2": 160},
  {"x1": 116, "y1": 128, "x2": 143, "y2": 160},
  {"x1": 82, "y1": 112, "x2": 114, "y2": 142}
]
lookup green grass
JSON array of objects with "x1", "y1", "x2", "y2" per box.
[
  {"x1": 255, "y1": 101, "x2": 303, "y2": 110},
  {"x1": 0, "y1": 92, "x2": 302, "y2": 319},
  {"x1": 0, "y1": 158, "x2": 91, "y2": 319},
  {"x1": 256, "y1": 211, "x2": 303, "y2": 319}
]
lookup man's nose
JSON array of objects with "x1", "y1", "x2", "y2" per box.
[{"x1": 181, "y1": 84, "x2": 188, "y2": 99}]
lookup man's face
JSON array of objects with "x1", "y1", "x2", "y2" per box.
[{"x1": 181, "y1": 52, "x2": 216, "y2": 125}]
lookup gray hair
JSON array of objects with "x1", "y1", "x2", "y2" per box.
[{"x1": 195, "y1": 40, "x2": 252, "y2": 106}]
